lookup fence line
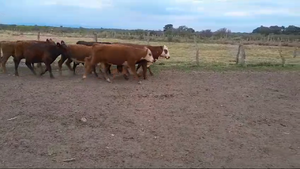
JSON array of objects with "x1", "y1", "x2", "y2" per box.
[{"x1": 4, "y1": 31, "x2": 300, "y2": 68}]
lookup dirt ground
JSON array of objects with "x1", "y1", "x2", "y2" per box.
[{"x1": 0, "y1": 64, "x2": 299, "y2": 168}]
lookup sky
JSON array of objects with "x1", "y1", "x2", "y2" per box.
[{"x1": 0, "y1": 0, "x2": 299, "y2": 32}]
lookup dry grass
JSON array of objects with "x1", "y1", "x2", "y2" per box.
[{"x1": 1, "y1": 32, "x2": 300, "y2": 71}]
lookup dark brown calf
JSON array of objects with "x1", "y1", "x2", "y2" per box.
[
  {"x1": 13, "y1": 39, "x2": 55, "y2": 76},
  {"x1": 23, "y1": 41, "x2": 66, "y2": 78},
  {"x1": 83, "y1": 44, "x2": 154, "y2": 84}
]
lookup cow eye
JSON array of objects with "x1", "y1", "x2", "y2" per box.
[{"x1": 164, "y1": 49, "x2": 168, "y2": 54}]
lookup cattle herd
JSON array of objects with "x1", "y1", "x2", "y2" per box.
[{"x1": 0, "y1": 39, "x2": 171, "y2": 83}]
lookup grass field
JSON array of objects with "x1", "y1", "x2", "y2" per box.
[{"x1": 1, "y1": 32, "x2": 300, "y2": 73}]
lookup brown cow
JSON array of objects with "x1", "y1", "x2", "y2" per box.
[
  {"x1": 0, "y1": 41, "x2": 16, "y2": 73},
  {"x1": 83, "y1": 44, "x2": 154, "y2": 84},
  {"x1": 58, "y1": 43, "x2": 93, "y2": 75},
  {"x1": 23, "y1": 40, "x2": 67, "y2": 78},
  {"x1": 12, "y1": 39, "x2": 55, "y2": 76},
  {"x1": 109, "y1": 42, "x2": 170, "y2": 78},
  {"x1": 76, "y1": 41, "x2": 139, "y2": 76}
]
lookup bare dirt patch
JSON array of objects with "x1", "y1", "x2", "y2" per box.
[{"x1": 0, "y1": 66, "x2": 299, "y2": 168}]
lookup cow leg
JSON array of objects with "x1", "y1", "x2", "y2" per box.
[
  {"x1": 40, "y1": 67, "x2": 48, "y2": 75},
  {"x1": 44, "y1": 62, "x2": 54, "y2": 79},
  {"x1": 65, "y1": 58, "x2": 73, "y2": 71},
  {"x1": 1, "y1": 54, "x2": 11, "y2": 73},
  {"x1": 93, "y1": 65, "x2": 98, "y2": 77},
  {"x1": 83, "y1": 63, "x2": 93, "y2": 79},
  {"x1": 72, "y1": 62, "x2": 79, "y2": 75},
  {"x1": 58, "y1": 56, "x2": 68, "y2": 72},
  {"x1": 136, "y1": 64, "x2": 141, "y2": 72},
  {"x1": 148, "y1": 66, "x2": 154, "y2": 76},
  {"x1": 36, "y1": 63, "x2": 43, "y2": 74},
  {"x1": 25, "y1": 61, "x2": 37, "y2": 75},
  {"x1": 136, "y1": 63, "x2": 144, "y2": 77},
  {"x1": 13, "y1": 58, "x2": 21, "y2": 76},
  {"x1": 122, "y1": 66, "x2": 129, "y2": 80},
  {"x1": 101, "y1": 63, "x2": 111, "y2": 83},
  {"x1": 104, "y1": 64, "x2": 112, "y2": 76},
  {"x1": 142, "y1": 62, "x2": 147, "y2": 80},
  {"x1": 128, "y1": 62, "x2": 141, "y2": 84},
  {"x1": 111, "y1": 68, "x2": 118, "y2": 80},
  {"x1": 107, "y1": 64, "x2": 111, "y2": 75}
]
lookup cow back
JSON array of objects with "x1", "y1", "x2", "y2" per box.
[
  {"x1": 64, "y1": 44, "x2": 92, "y2": 62},
  {"x1": 76, "y1": 41, "x2": 112, "y2": 46},
  {"x1": 113, "y1": 42, "x2": 163, "y2": 60},
  {"x1": 0, "y1": 41, "x2": 17, "y2": 56},
  {"x1": 90, "y1": 44, "x2": 148, "y2": 65}
]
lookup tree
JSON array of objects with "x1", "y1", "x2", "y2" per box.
[
  {"x1": 198, "y1": 29, "x2": 213, "y2": 38},
  {"x1": 163, "y1": 24, "x2": 173, "y2": 32},
  {"x1": 214, "y1": 28, "x2": 231, "y2": 38}
]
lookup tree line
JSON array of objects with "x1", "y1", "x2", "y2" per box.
[
  {"x1": 0, "y1": 23, "x2": 299, "y2": 42},
  {"x1": 252, "y1": 25, "x2": 300, "y2": 35}
]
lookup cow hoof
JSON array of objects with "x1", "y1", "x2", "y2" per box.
[
  {"x1": 82, "y1": 75, "x2": 87, "y2": 79},
  {"x1": 106, "y1": 78, "x2": 111, "y2": 83},
  {"x1": 138, "y1": 81, "x2": 142, "y2": 84}
]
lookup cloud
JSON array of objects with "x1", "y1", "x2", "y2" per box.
[{"x1": 0, "y1": 0, "x2": 299, "y2": 32}]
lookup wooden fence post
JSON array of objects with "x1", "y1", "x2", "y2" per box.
[
  {"x1": 278, "y1": 42, "x2": 286, "y2": 67},
  {"x1": 37, "y1": 32, "x2": 40, "y2": 41},
  {"x1": 236, "y1": 43, "x2": 241, "y2": 64},
  {"x1": 147, "y1": 32, "x2": 150, "y2": 45},
  {"x1": 293, "y1": 47, "x2": 298, "y2": 58},
  {"x1": 240, "y1": 45, "x2": 246, "y2": 66},
  {"x1": 93, "y1": 32, "x2": 98, "y2": 42},
  {"x1": 194, "y1": 35, "x2": 200, "y2": 66},
  {"x1": 236, "y1": 43, "x2": 246, "y2": 66}
]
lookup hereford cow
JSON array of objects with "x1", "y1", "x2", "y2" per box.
[
  {"x1": 22, "y1": 40, "x2": 66, "y2": 78},
  {"x1": 58, "y1": 43, "x2": 93, "y2": 75},
  {"x1": 13, "y1": 39, "x2": 55, "y2": 76},
  {"x1": 113, "y1": 42, "x2": 170, "y2": 76},
  {"x1": 83, "y1": 44, "x2": 154, "y2": 84}
]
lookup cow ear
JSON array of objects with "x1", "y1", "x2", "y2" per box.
[
  {"x1": 56, "y1": 42, "x2": 61, "y2": 47},
  {"x1": 61, "y1": 40, "x2": 65, "y2": 44},
  {"x1": 160, "y1": 46, "x2": 164, "y2": 50},
  {"x1": 46, "y1": 39, "x2": 49, "y2": 42}
]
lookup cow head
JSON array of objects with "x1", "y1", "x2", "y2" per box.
[
  {"x1": 160, "y1": 45, "x2": 170, "y2": 59},
  {"x1": 82, "y1": 56, "x2": 94, "y2": 79},
  {"x1": 142, "y1": 47, "x2": 154, "y2": 63},
  {"x1": 56, "y1": 41, "x2": 68, "y2": 53}
]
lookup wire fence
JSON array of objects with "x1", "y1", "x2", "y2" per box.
[{"x1": 1, "y1": 31, "x2": 300, "y2": 68}]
